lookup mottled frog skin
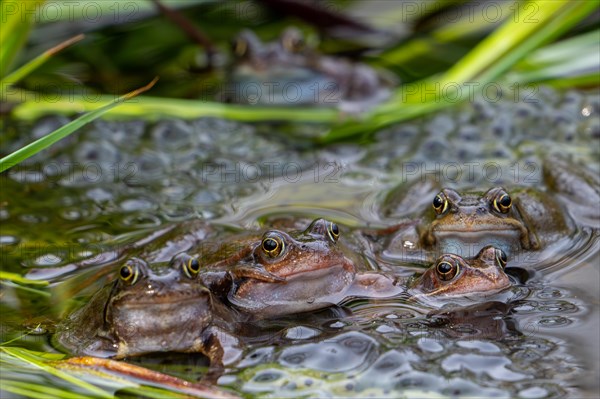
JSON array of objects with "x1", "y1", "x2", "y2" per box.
[
  {"x1": 194, "y1": 218, "x2": 402, "y2": 317},
  {"x1": 54, "y1": 257, "x2": 240, "y2": 370},
  {"x1": 410, "y1": 245, "x2": 511, "y2": 298},
  {"x1": 381, "y1": 156, "x2": 599, "y2": 262}
]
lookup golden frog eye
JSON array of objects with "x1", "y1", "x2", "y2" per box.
[
  {"x1": 261, "y1": 232, "x2": 285, "y2": 258},
  {"x1": 495, "y1": 248, "x2": 508, "y2": 268},
  {"x1": 119, "y1": 263, "x2": 140, "y2": 285},
  {"x1": 327, "y1": 222, "x2": 340, "y2": 243},
  {"x1": 281, "y1": 28, "x2": 305, "y2": 53},
  {"x1": 432, "y1": 193, "x2": 449, "y2": 215},
  {"x1": 184, "y1": 257, "x2": 201, "y2": 279},
  {"x1": 436, "y1": 260, "x2": 459, "y2": 281},
  {"x1": 170, "y1": 253, "x2": 200, "y2": 279},
  {"x1": 232, "y1": 37, "x2": 248, "y2": 57},
  {"x1": 493, "y1": 191, "x2": 512, "y2": 214}
]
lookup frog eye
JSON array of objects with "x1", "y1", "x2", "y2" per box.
[
  {"x1": 281, "y1": 28, "x2": 305, "y2": 53},
  {"x1": 184, "y1": 257, "x2": 201, "y2": 279},
  {"x1": 327, "y1": 222, "x2": 340, "y2": 243},
  {"x1": 432, "y1": 193, "x2": 449, "y2": 215},
  {"x1": 232, "y1": 37, "x2": 248, "y2": 57},
  {"x1": 495, "y1": 248, "x2": 508, "y2": 268},
  {"x1": 170, "y1": 253, "x2": 201, "y2": 279},
  {"x1": 261, "y1": 232, "x2": 285, "y2": 258},
  {"x1": 493, "y1": 191, "x2": 512, "y2": 214},
  {"x1": 435, "y1": 259, "x2": 459, "y2": 281},
  {"x1": 119, "y1": 262, "x2": 140, "y2": 285}
]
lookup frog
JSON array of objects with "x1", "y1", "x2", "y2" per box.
[
  {"x1": 409, "y1": 245, "x2": 512, "y2": 298},
  {"x1": 384, "y1": 184, "x2": 577, "y2": 263},
  {"x1": 192, "y1": 218, "x2": 403, "y2": 318},
  {"x1": 226, "y1": 27, "x2": 391, "y2": 111},
  {"x1": 378, "y1": 155, "x2": 600, "y2": 264},
  {"x1": 53, "y1": 256, "x2": 242, "y2": 376}
]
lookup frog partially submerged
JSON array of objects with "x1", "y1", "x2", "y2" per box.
[
  {"x1": 195, "y1": 218, "x2": 402, "y2": 317},
  {"x1": 378, "y1": 155, "x2": 600, "y2": 263},
  {"x1": 227, "y1": 27, "x2": 391, "y2": 111},
  {"x1": 54, "y1": 257, "x2": 241, "y2": 372},
  {"x1": 384, "y1": 183, "x2": 577, "y2": 263},
  {"x1": 409, "y1": 245, "x2": 512, "y2": 298}
]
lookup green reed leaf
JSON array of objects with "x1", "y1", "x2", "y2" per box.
[{"x1": 0, "y1": 78, "x2": 158, "y2": 173}]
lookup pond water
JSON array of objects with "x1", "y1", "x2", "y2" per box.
[{"x1": 1, "y1": 87, "x2": 599, "y2": 398}]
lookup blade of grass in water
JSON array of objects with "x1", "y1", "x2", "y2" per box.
[
  {"x1": 0, "y1": 380, "x2": 91, "y2": 399},
  {"x1": 0, "y1": 347, "x2": 113, "y2": 398},
  {"x1": 0, "y1": 34, "x2": 85, "y2": 96},
  {"x1": 0, "y1": 271, "x2": 49, "y2": 286},
  {"x1": 6, "y1": 89, "x2": 338, "y2": 123},
  {"x1": 0, "y1": 281, "x2": 51, "y2": 297},
  {"x1": 0, "y1": 78, "x2": 158, "y2": 172},
  {"x1": 0, "y1": 348, "x2": 210, "y2": 399},
  {"x1": 0, "y1": 0, "x2": 45, "y2": 77}
]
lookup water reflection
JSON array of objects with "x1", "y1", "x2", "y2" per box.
[{"x1": 1, "y1": 88, "x2": 598, "y2": 397}]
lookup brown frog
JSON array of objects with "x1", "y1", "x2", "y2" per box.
[
  {"x1": 227, "y1": 27, "x2": 391, "y2": 111},
  {"x1": 54, "y1": 256, "x2": 241, "y2": 374},
  {"x1": 381, "y1": 155, "x2": 599, "y2": 264},
  {"x1": 409, "y1": 245, "x2": 511, "y2": 298},
  {"x1": 383, "y1": 184, "x2": 575, "y2": 264},
  {"x1": 195, "y1": 218, "x2": 402, "y2": 318}
]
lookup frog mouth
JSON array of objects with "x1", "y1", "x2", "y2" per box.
[
  {"x1": 433, "y1": 224, "x2": 523, "y2": 233},
  {"x1": 115, "y1": 291, "x2": 211, "y2": 307},
  {"x1": 431, "y1": 226, "x2": 526, "y2": 244}
]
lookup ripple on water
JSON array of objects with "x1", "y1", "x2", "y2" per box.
[
  {"x1": 119, "y1": 198, "x2": 157, "y2": 212},
  {"x1": 537, "y1": 316, "x2": 573, "y2": 328},
  {"x1": 3, "y1": 88, "x2": 598, "y2": 398},
  {"x1": 284, "y1": 326, "x2": 321, "y2": 340},
  {"x1": 441, "y1": 353, "x2": 528, "y2": 382},
  {"x1": 278, "y1": 331, "x2": 378, "y2": 373},
  {"x1": 119, "y1": 213, "x2": 162, "y2": 228},
  {"x1": 237, "y1": 347, "x2": 275, "y2": 368},
  {"x1": 457, "y1": 340, "x2": 501, "y2": 353}
]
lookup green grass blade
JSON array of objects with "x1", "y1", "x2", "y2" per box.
[
  {"x1": 0, "y1": 0, "x2": 45, "y2": 78},
  {"x1": 477, "y1": 1, "x2": 599, "y2": 84},
  {"x1": 5, "y1": 89, "x2": 338, "y2": 123},
  {"x1": 538, "y1": 73, "x2": 600, "y2": 88},
  {"x1": 0, "y1": 347, "x2": 113, "y2": 398},
  {"x1": 0, "y1": 271, "x2": 49, "y2": 286},
  {"x1": 0, "y1": 281, "x2": 51, "y2": 297},
  {"x1": 439, "y1": 0, "x2": 569, "y2": 85},
  {"x1": 516, "y1": 29, "x2": 600, "y2": 68},
  {"x1": 380, "y1": 1, "x2": 513, "y2": 66},
  {"x1": 0, "y1": 78, "x2": 158, "y2": 173},
  {"x1": 0, "y1": 380, "x2": 89, "y2": 399},
  {"x1": 322, "y1": 0, "x2": 597, "y2": 142},
  {"x1": 1, "y1": 34, "x2": 85, "y2": 94}
]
